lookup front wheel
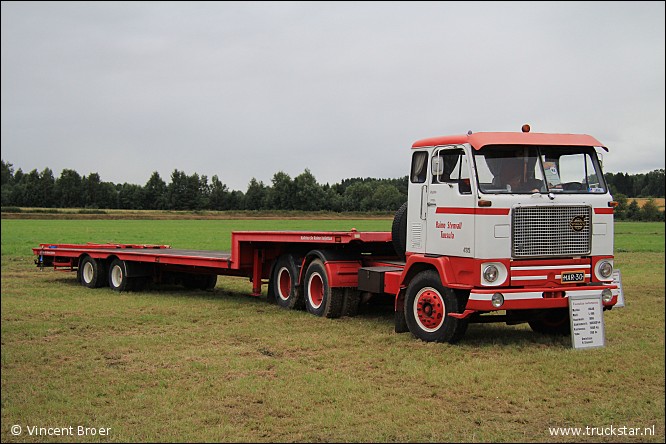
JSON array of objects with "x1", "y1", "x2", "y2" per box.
[
  {"x1": 404, "y1": 270, "x2": 467, "y2": 343},
  {"x1": 528, "y1": 309, "x2": 571, "y2": 335}
]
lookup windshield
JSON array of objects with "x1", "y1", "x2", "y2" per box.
[{"x1": 474, "y1": 145, "x2": 607, "y2": 194}]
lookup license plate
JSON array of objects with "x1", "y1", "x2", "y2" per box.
[{"x1": 561, "y1": 271, "x2": 585, "y2": 283}]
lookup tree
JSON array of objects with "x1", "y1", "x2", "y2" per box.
[
  {"x1": 209, "y1": 175, "x2": 230, "y2": 210},
  {"x1": 342, "y1": 182, "x2": 373, "y2": 211},
  {"x1": 369, "y1": 183, "x2": 403, "y2": 211},
  {"x1": 625, "y1": 200, "x2": 640, "y2": 221},
  {"x1": 245, "y1": 178, "x2": 267, "y2": 210},
  {"x1": 292, "y1": 169, "x2": 326, "y2": 211},
  {"x1": 55, "y1": 169, "x2": 83, "y2": 208},
  {"x1": 38, "y1": 168, "x2": 56, "y2": 207},
  {"x1": 640, "y1": 199, "x2": 663, "y2": 222},
  {"x1": 1, "y1": 160, "x2": 14, "y2": 186},
  {"x1": 117, "y1": 183, "x2": 144, "y2": 209},
  {"x1": 267, "y1": 171, "x2": 294, "y2": 210},
  {"x1": 82, "y1": 173, "x2": 102, "y2": 208},
  {"x1": 167, "y1": 169, "x2": 189, "y2": 210},
  {"x1": 144, "y1": 172, "x2": 167, "y2": 210}
]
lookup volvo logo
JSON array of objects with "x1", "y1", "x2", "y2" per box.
[{"x1": 570, "y1": 216, "x2": 586, "y2": 232}]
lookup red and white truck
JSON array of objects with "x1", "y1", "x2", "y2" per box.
[{"x1": 33, "y1": 126, "x2": 622, "y2": 343}]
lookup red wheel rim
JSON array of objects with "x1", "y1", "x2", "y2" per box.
[
  {"x1": 308, "y1": 272, "x2": 324, "y2": 309},
  {"x1": 277, "y1": 267, "x2": 291, "y2": 301},
  {"x1": 413, "y1": 287, "x2": 445, "y2": 332}
]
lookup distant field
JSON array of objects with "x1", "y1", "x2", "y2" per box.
[
  {"x1": 630, "y1": 197, "x2": 665, "y2": 210},
  {"x1": 1, "y1": 219, "x2": 664, "y2": 443}
]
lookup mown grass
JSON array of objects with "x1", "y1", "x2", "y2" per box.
[{"x1": 1, "y1": 219, "x2": 664, "y2": 442}]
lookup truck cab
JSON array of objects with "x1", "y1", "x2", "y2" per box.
[{"x1": 396, "y1": 127, "x2": 619, "y2": 342}]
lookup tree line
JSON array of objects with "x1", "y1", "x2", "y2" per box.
[
  {"x1": 0, "y1": 160, "x2": 407, "y2": 213},
  {"x1": 1, "y1": 160, "x2": 663, "y2": 220}
]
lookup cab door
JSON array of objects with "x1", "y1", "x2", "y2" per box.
[
  {"x1": 406, "y1": 150, "x2": 430, "y2": 254},
  {"x1": 425, "y1": 146, "x2": 475, "y2": 258}
]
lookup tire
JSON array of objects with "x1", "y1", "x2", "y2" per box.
[
  {"x1": 304, "y1": 259, "x2": 344, "y2": 318},
  {"x1": 341, "y1": 288, "x2": 361, "y2": 317},
  {"x1": 182, "y1": 274, "x2": 217, "y2": 291},
  {"x1": 392, "y1": 202, "x2": 408, "y2": 258},
  {"x1": 79, "y1": 256, "x2": 106, "y2": 288},
  {"x1": 404, "y1": 270, "x2": 467, "y2": 343},
  {"x1": 528, "y1": 309, "x2": 571, "y2": 335},
  {"x1": 108, "y1": 258, "x2": 131, "y2": 292},
  {"x1": 271, "y1": 255, "x2": 304, "y2": 310},
  {"x1": 202, "y1": 274, "x2": 217, "y2": 291}
]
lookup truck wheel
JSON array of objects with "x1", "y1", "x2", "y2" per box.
[
  {"x1": 108, "y1": 258, "x2": 131, "y2": 292},
  {"x1": 304, "y1": 259, "x2": 343, "y2": 318},
  {"x1": 341, "y1": 288, "x2": 361, "y2": 317},
  {"x1": 271, "y1": 255, "x2": 304, "y2": 310},
  {"x1": 528, "y1": 309, "x2": 571, "y2": 335},
  {"x1": 80, "y1": 256, "x2": 107, "y2": 288},
  {"x1": 182, "y1": 274, "x2": 217, "y2": 291},
  {"x1": 404, "y1": 270, "x2": 467, "y2": 343},
  {"x1": 392, "y1": 202, "x2": 408, "y2": 258}
]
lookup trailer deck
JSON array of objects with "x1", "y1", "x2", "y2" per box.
[{"x1": 33, "y1": 230, "x2": 398, "y2": 295}]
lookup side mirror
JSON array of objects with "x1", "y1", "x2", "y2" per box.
[{"x1": 431, "y1": 157, "x2": 444, "y2": 176}]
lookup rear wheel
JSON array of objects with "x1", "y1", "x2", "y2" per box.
[
  {"x1": 341, "y1": 288, "x2": 361, "y2": 317},
  {"x1": 108, "y1": 259, "x2": 131, "y2": 291},
  {"x1": 304, "y1": 259, "x2": 343, "y2": 318},
  {"x1": 404, "y1": 270, "x2": 467, "y2": 343},
  {"x1": 271, "y1": 255, "x2": 304, "y2": 310},
  {"x1": 79, "y1": 256, "x2": 106, "y2": 288},
  {"x1": 182, "y1": 274, "x2": 217, "y2": 291}
]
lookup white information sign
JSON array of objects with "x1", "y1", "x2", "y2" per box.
[
  {"x1": 569, "y1": 294, "x2": 605, "y2": 349},
  {"x1": 612, "y1": 269, "x2": 625, "y2": 308}
]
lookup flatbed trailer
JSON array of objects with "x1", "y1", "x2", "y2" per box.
[{"x1": 33, "y1": 229, "x2": 404, "y2": 318}]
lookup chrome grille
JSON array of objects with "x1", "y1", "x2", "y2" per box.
[{"x1": 512, "y1": 206, "x2": 591, "y2": 258}]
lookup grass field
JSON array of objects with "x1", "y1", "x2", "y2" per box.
[{"x1": 1, "y1": 219, "x2": 664, "y2": 442}]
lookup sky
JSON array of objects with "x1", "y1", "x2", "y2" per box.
[{"x1": 1, "y1": 1, "x2": 664, "y2": 192}]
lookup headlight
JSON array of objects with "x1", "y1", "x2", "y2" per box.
[
  {"x1": 598, "y1": 261, "x2": 613, "y2": 279},
  {"x1": 483, "y1": 265, "x2": 499, "y2": 283},
  {"x1": 491, "y1": 293, "x2": 504, "y2": 308},
  {"x1": 602, "y1": 289, "x2": 613, "y2": 303}
]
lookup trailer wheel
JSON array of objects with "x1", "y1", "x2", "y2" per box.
[
  {"x1": 528, "y1": 309, "x2": 571, "y2": 336},
  {"x1": 271, "y1": 255, "x2": 304, "y2": 310},
  {"x1": 404, "y1": 270, "x2": 467, "y2": 343},
  {"x1": 80, "y1": 256, "x2": 107, "y2": 288},
  {"x1": 304, "y1": 259, "x2": 344, "y2": 318},
  {"x1": 108, "y1": 259, "x2": 131, "y2": 292}
]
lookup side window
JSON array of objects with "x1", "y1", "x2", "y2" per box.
[
  {"x1": 432, "y1": 149, "x2": 471, "y2": 193},
  {"x1": 411, "y1": 151, "x2": 428, "y2": 184}
]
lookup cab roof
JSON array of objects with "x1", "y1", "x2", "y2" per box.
[{"x1": 412, "y1": 132, "x2": 607, "y2": 151}]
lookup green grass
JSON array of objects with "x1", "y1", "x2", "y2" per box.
[{"x1": 1, "y1": 219, "x2": 664, "y2": 442}]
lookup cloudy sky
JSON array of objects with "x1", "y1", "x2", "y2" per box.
[{"x1": 2, "y1": 1, "x2": 664, "y2": 191}]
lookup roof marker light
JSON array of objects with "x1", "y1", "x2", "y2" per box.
[{"x1": 521, "y1": 124, "x2": 531, "y2": 133}]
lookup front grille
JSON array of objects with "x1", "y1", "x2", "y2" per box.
[{"x1": 512, "y1": 206, "x2": 591, "y2": 258}]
